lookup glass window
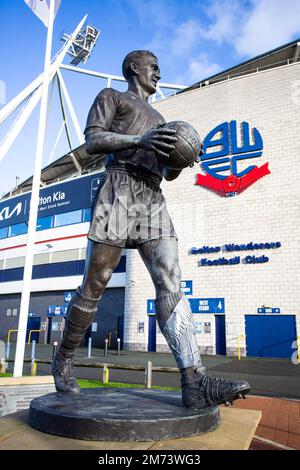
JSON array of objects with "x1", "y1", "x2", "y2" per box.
[
  {"x1": 54, "y1": 210, "x2": 82, "y2": 228},
  {"x1": 36, "y1": 216, "x2": 53, "y2": 231},
  {"x1": 5, "y1": 257, "x2": 25, "y2": 269},
  {"x1": 0, "y1": 227, "x2": 8, "y2": 239},
  {"x1": 83, "y1": 208, "x2": 91, "y2": 222},
  {"x1": 9, "y1": 223, "x2": 28, "y2": 237}
]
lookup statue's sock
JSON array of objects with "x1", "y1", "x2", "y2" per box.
[
  {"x1": 58, "y1": 287, "x2": 101, "y2": 359},
  {"x1": 155, "y1": 292, "x2": 204, "y2": 372}
]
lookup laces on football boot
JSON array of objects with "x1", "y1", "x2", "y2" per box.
[
  {"x1": 52, "y1": 351, "x2": 80, "y2": 394},
  {"x1": 181, "y1": 368, "x2": 251, "y2": 409}
]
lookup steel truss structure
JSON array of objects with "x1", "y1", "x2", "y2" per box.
[
  {"x1": 0, "y1": 3, "x2": 187, "y2": 378},
  {"x1": 0, "y1": 21, "x2": 186, "y2": 169},
  {"x1": 61, "y1": 24, "x2": 100, "y2": 65}
]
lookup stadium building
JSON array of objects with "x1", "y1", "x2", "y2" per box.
[{"x1": 1, "y1": 39, "x2": 300, "y2": 359}]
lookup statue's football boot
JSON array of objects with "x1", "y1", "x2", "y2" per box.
[
  {"x1": 52, "y1": 287, "x2": 100, "y2": 393},
  {"x1": 155, "y1": 292, "x2": 251, "y2": 409},
  {"x1": 181, "y1": 367, "x2": 251, "y2": 409},
  {"x1": 52, "y1": 351, "x2": 80, "y2": 394}
]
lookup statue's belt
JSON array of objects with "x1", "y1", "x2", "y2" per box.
[{"x1": 105, "y1": 164, "x2": 162, "y2": 190}]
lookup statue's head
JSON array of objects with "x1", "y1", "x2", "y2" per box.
[{"x1": 122, "y1": 50, "x2": 160, "y2": 96}]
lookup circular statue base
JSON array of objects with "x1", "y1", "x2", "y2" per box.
[{"x1": 29, "y1": 388, "x2": 220, "y2": 441}]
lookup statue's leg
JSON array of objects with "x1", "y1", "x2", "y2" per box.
[
  {"x1": 138, "y1": 238, "x2": 251, "y2": 408},
  {"x1": 52, "y1": 240, "x2": 122, "y2": 393}
]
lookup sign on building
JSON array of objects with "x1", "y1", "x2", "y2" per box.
[
  {"x1": 189, "y1": 298, "x2": 225, "y2": 314},
  {"x1": 180, "y1": 280, "x2": 193, "y2": 295}
]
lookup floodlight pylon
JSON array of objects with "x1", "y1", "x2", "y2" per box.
[{"x1": 61, "y1": 24, "x2": 100, "y2": 66}]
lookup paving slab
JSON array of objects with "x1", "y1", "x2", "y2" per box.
[
  {"x1": 150, "y1": 408, "x2": 261, "y2": 450},
  {"x1": 233, "y1": 395, "x2": 300, "y2": 450},
  {"x1": 0, "y1": 376, "x2": 54, "y2": 386}
]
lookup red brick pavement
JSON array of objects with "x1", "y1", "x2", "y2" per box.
[{"x1": 231, "y1": 395, "x2": 300, "y2": 450}]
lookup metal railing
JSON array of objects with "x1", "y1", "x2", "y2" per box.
[
  {"x1": 28, "y1": 329, "x2": 42, "y2": 344},
  {"x1": 7, "y1": 330, "x2": 18, "y2": 343},
  {"x1": 199, "y1": 56, "x2": 300, "y2": 88},
  {"x1": 6, "y1": 358, "x2": 179, "y2": 385},
  {"x1": 226, "y1": 334, "x2": 246, "y2": 359}
]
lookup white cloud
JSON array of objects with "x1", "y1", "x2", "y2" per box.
[
  {"x1": 170, "y1": 20, "x2": 206, "y2": 56},
  {"x1": 126, "y1": 0, "x2": 300, "y2": 77},
  {"x1": 126, "y1": 0, "x2": 300, "y2": 86},
  {"x1": 236, "y1": 0, "x2": 300, "y2": 57},
  {"x1": 204, "y1": 0, "x2": 300, "y2": 57},
  {"x1": 176, "y1": 54, "x2": 222, "y2": 85},
  {"x1": 205, "y1": 0, "x2": 248, "y2": 45},
  {"x1": 127, "y1": 0, "x2": 177, "y2": 29}
]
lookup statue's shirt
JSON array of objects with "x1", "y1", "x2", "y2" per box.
[{"x1": 84, "y1": 88, "x2": 165, "y2": 180}]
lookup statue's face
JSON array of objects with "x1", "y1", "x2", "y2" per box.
[{"x1": 134, "y1": 55, "x2": 161, "y2": 96}]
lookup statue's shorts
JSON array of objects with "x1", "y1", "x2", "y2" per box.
[{"x1": 88, "y1": 168, "x2": 177, "y2": 249}]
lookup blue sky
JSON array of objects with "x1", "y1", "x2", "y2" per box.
[{"x1": 1, "y1": 0, "x2": 300, "y2": 196}]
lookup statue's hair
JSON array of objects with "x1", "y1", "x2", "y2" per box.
[{"x1": 122, "y1": 50, "x2": 157, "y2": 80}]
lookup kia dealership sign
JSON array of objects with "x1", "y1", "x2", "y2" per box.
[{"x1": 0, "y1": 173, "x2": 102, "y2": 229}]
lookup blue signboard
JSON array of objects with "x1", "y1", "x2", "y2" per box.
[
  {"x1": 188, "y1": 298, "x2": 225, "y2": 314},
  {"x1": 0, "y1": 172, "x2": 103, "y2": 229},
  {"x1": 257, "y1": 307, "x2": 280, "y2": 314},
  {"x1": 147, "y1": 297, "x2": 225, "y2": 314},
  {"x1": 147, "y1": 296, "x2": 224, "y2": 315},
  {"x1": 64, "y1": 292, "x2": 73, "y2": 303},
  {"x1": 147, "y1": 299, "x2": 156, "y2": 315},
  {"x1": 47, "y1": 305, "x2": 67, "y2": 317},
  {"x1": 180, "y1": 280, "x2": 193, "y2": 295}
]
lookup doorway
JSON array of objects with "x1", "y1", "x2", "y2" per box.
[
  {"x1": 148, "y1": 315, "x2": 156, "y2": 352},
  {"x1": 215, "y1": 315, "x2": 226, "y2": 355}
]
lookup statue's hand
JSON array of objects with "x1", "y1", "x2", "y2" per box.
[{"x1": 138, "y1": 128, "x2": 177, "y2": 160}]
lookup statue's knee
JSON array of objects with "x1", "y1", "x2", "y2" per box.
[
  {"x1": 155, "y1": 263, "x2": 181, "y2": 294},
  {"x1": 81, "y1": 271, "x2": 110, "y2": 298},
  {"x1": 80, "y1": 280, "x2": 102, "y2": 299},
  {"x1": 97, "y1": 267, "x2": 113, "y2": 287}
]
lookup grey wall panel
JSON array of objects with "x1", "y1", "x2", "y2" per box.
[{"x1": 0, "y1": 288, "x2": 125, "y2": 347}]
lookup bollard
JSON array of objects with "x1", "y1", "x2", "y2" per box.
[
  {"x1": 88, "y1": 337, "x2": 92, "y2": 358},
  {"x1": 145, "y1": 361, "x2": 152, "y2": 389},
  {"x1": 52, "y1": 341, "x2": 58, "y2": 360},
  {"x1": 0, "y1": 358, "x2": 6, "y2": 374},
  {"x1": 5, "y1": 342, "x2": 10, "y2": 360},
  {"x1": 31, "y1": 340, "x2": 36, "y2": 361},
  {"x1": 117, "y1": 338, "x2": 121, "y2": 356},
  {"x1": 104, "y1": 338, "x2": 108, "y2": 357},
  {"x1": 238, "y1": 334, "x2": 244, "y2": 360},
  {"x1": 102, "y1": 364, "x2": 109, "y2": 384},
  {"x1": 31, "y1": 360, "x2": 37, "y2": 376}
]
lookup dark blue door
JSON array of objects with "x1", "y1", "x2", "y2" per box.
[
  {"x1": 245, "y1": 315, "x2": 296, "y2": 358},
  {"x1": 117, "y1": 316, "x2": 124, "y2": 350},
  {"x1": 47, "y1": 317, "x2": 52, "y2": 344},
  {"x1": 148, "y1": 315, "x2": 156, "y2": 352},
  {"x1": 215, "y1": 315, "x2": 226, "y2": 355},
  {"x1": 26, "y1": 316, "x2": 41, "y2": 343}
]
